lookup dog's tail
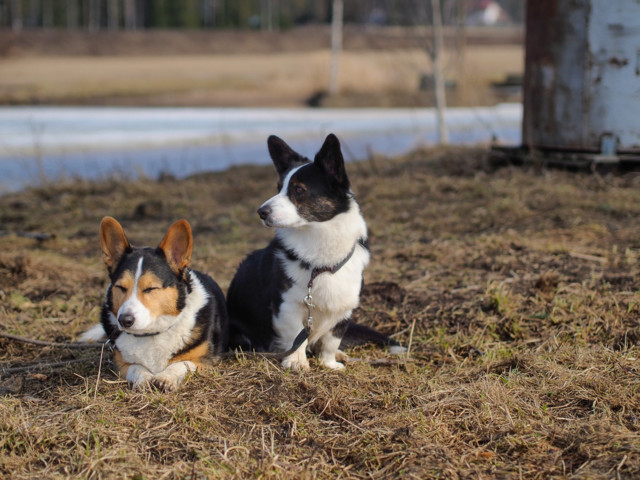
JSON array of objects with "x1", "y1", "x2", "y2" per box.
[
  {"x1": 78, "y1": 324, "x2": 106, "y2": 343},
  {"x1": 340, "y1": 322, "x2": 406, "y2": 355}
]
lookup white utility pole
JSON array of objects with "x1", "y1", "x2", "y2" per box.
[
  {"x1": 431, "y1": 0, "x2": 449, "y2": 143},
  {"x1": 329, "y1": 0, "x2": 343, "y2": 95}
]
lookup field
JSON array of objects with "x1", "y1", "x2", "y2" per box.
[
  {"x1": 0, "y1": 27, "x2": 523, "y2": 107},
  {"x1": 1, "y1": 147, "x2": 640, "y2": 478}
]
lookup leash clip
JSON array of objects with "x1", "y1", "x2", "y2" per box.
[
  {"x1": 106, "y1": 329, "x2": 120, "y2": 353},
  {"x1": 303, "y1": 286, "x2": 315, "y2": 331}
]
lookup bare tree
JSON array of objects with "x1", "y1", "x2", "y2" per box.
[
  {"x1": 124, "y1": 0, "x2": 136, "y2": 30},
  {"x1": 28, "y1": 0, "x2": 40, "y2": 27},
  {"x1": 203, "y1": 0, "x2": 215, "y2": 28},
  {"x1": 67, "y1": 0, "x2": 79, "y2": 29},
  {"x1": 329, "y1": 0, "x2": 343, "y2": 95},
  {"x1": 88, "y1": 0, "x2": 101, "y2": 32},
  {"x1": 10, "y1": 0, "x2": 23, "y2": 31},
  {"x1": 108, "y1": 0, "x2": 120, "y2": 30},
  {"x1": 43, "y1": 0, "x2": 54, "y2": 28},
  {"x1": 431, "y1": 0, "x2": 448, "y2": 143},
  {"x1": 395, "y1": 0, "x2": 452, "y2": 144}
]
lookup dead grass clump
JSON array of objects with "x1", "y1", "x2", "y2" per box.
[{"x1": 0, "y1": 254, "x2": 30, "y2": 290}]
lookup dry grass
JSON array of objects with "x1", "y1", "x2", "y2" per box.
[
  {"x1": 1, "y1": 147, "x2": 640, "y2": 479},
  {"x1": 0, "y1": 29, "x2": 522, "y2": 107},
  {"x1": 0, "y1": 46, "x2": 522, "y2": 107}
]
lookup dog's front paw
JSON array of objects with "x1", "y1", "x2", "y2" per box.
[
  {"x1": 281, "y1": 357, "x2": 310, "y2": 371},
  {"x1": 148, "y1": 361, "x2": 195, "y2": 392},
  {"x1": 319, "y1": 358, "x2": 346, "y2": 370},
  {"x1": 132, "y1": 379, "x2": 152, "y2": 391},
  {"x1": 281, "y1": 342, "x2": 310, "y2": 371},
  {"x1": 281, "y1": 351, "x2": 310, "y2": 371},
  {"x1": 335, "y1": 350, "x2": 349, "y2": 363},
  {"x1": 126, "y1": 365, "x2": 154, "y2": 391},
  {"x1": 150, "y1": 373, "x2": 181, "y2": 392}
]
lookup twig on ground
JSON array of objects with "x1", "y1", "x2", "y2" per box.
[
  {"x1": 0, "y1": 332, "x2": 103, "y2": 349},
  {"x1": 94, "y1": 342, "x2": 108, "y2": 400},
  {"x1": 0, "y1": 230, "x2": 55, "y2": 241},
  {"x1": 569, "y1": 251, "x2": 608, "y2": 264},
  {"x1": 406, "y1": 317, "x2": 417, "y2": 357},
  {"x1": 0, "y1": 358, "x2": 96, "y2": 375}
]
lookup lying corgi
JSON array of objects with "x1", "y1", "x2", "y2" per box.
[
  {"x1": 226, "y1": 134, "x2": 404, "y2": 371},
  {"x1": 81, "y1": 217, "x2": 228, "y2": 391}
]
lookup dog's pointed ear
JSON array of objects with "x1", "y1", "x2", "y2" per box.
[
  {"x1": 157, "y1": 219, "x2": 193, "y2": 274},
  {"x1": 267, "y1": 135, "x2": 306, "y2": 177},
  {"x1": 314, "y1": 133, "x2": 349, "y2": 188},
  {"x1": 100, "y1": 217, "x2": 132, "y2": 274}
]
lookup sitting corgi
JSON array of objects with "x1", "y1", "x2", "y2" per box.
[{"x1": 226, "y1": 134, "x2": 405, "y2": 371}]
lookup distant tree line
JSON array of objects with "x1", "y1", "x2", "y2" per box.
[{"x1": 0, "y1": 1, "x2": 524, "y2": 31}]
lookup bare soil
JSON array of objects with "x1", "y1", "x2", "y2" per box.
[{"x1": 1, "y1": 146, "x2": 639, "y2": 478}]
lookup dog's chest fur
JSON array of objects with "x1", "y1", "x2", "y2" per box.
[
  {"x1": 277, "y1": 202, "x2": 369, "y2": 314},
  {"x1": 267, "y1": 201, "x2": 369, "y2": 350}
]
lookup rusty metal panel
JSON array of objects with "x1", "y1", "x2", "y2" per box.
[
  {"x1": 523, "y1": 0, "x2": 640, "y2": 154},
  {"x1": 523, "y1": 0, "x2": 588, "y2": 151}
]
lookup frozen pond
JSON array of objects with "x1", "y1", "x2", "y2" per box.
[{"x1": 0, "y1": 105, "x2": 521, "y2": 193}]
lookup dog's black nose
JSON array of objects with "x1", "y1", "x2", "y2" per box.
[
  {"x1": 118, "y1": 313, "x2": 135, "y2": 329},
  {"x1": 257, "y1": 206, "x2": 270, "y2": 221}
]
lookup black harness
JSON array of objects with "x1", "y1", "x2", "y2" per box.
[
  {"x1": 280, "y1": 236, "x2": 368, "y2": 287},
  {"x1": 244, "y1": 237, "x2": 367, "y2": 360},
  {"x1": 307, "y1": 242, "x2": 356, "y2": 289},
  {"x1": 290, "y1": 237, "x2": 368, "y2": 334}
]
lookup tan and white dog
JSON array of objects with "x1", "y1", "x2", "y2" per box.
[{"x1": 81, "y1": 217, "x2": 228, "y2": 391}]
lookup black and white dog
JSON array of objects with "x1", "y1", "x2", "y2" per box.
[{"x1": 227, "y1": 134, "x2": 404, "y2": 371}]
